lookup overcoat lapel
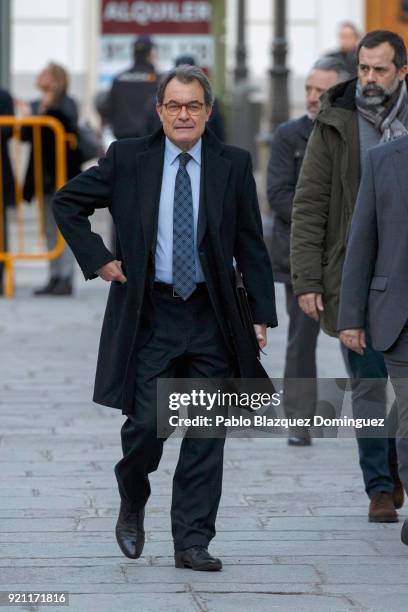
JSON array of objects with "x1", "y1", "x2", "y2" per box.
[
  {"x1": 198, "y1": 134, "x2": 231, "y2": 246},
  {"x1": 392, "y1": 141, "x2": 408, "y2": 211},
  {"x1": 135, "y1": 129, "x2": 231, "y2": 252},
  {"x1": 135, "y1": 137, "x2": 165, "y2": 253}
]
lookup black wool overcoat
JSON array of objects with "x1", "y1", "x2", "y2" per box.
[{"x1": 53, "y1": 128, "x2": 278, "y2": 414}]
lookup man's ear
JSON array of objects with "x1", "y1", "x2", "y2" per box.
[
  {"x1": 156, "y1": 104, "x2": 163, "y2": 123},
  {"x1": 398, "y1": 64, "x2": 408, "y2": 80}
]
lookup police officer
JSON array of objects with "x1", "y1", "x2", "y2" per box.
[{"x1": 103, "y1": 35, "x2": 159, "y2": 139}]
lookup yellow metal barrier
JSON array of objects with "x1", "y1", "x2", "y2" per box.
[{"x1": 0, "y1": 116, "x2": 75, "y2": 297}]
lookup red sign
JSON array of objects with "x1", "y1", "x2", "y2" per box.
[{"x1": 101, "y1": 0, "x2": 212, "y2": 34}]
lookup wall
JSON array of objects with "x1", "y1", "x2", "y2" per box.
[
  {"x1": 10, "y1": 0, "x2": 365, "y2": 119},
  {"x1": 225, "y1": 0, "x2": 365, "y2": 114},
  {"x1": 11, "y1": 0, "x2": 100, "y2": 119}
]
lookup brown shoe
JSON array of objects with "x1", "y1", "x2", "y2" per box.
[
  {"x1": 389, "y1": 460, "x2": 404, "y2": 510},
  {"x1": 368, "y1": 492, "x2": 398, "y2": 523}
]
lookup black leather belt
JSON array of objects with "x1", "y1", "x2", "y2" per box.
[{"x1": 153, "y1": 281, "x2": 207, "y2": 299}]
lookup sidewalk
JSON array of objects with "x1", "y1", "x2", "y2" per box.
[{"x1": 0, "y1": 261, "x2": 407, "y2": 612}]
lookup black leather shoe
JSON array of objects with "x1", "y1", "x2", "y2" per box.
[
  {"x1": 401, "y1": 519, "x2": 408, "y2": 545},
  {"x1": 33, "y1": 277, "x2": 59, "y2": 296},
  {"x1": 50, "y1": 278, "x2": 73, "y2": 296},
  {"x1": 288, "y1": 435, "x2": 312, "y2": 446},
  {"x1": 389, "y1": 459, "x2": 404, "y2": 510},
  {"x1": 115, "y1": 501, "x2": 145, "y2": 559},
  {"x1": 174, "y1": 545, "x2": 222, "y2": 571}
]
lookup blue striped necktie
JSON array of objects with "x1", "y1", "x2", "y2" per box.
[{"x1": 172, "y1": 152, "x2": 196, "y2": 300}]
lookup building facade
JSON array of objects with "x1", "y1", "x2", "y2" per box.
[{"x1": 10, "y1": 0, "x2": 367, "y2": 119}]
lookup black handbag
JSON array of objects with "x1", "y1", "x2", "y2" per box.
[
  {"x1": 77, "y1": 122, "x2": 105, "y2": 163},
  {"x1": 234, "y1": 266, "x2": 262, "y2": 357}
]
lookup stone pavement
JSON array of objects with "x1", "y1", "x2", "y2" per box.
[{"x1": 1, "y1": 257, "x2": 407, "y2": 612}]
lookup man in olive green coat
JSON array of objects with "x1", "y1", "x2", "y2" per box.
[{"x1": 291, "y1": 30, "x2": 408, "y2": 522}]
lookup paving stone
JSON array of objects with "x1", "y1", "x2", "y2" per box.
[{"x1": 0, "y1": 259, "x2": 405, "y2": 611}]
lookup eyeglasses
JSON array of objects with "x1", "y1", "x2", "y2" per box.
[{"x1": 162, "y1": 101, "x2": 205, "y2": 115}]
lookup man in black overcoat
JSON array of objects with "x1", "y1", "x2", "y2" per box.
[{"x1": 53, "y1": 65, "x2": 277, "y2": 570}]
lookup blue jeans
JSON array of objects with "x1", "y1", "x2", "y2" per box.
[{"x1": 341, "y1": 332, "x2": 397, "y2": 498}]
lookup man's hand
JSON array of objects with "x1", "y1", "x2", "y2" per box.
[
  {"x1": 96, "y1": 260, "x2": 127, "y2": 284},
  {"x1": 339, "y1": 329, "x2": 366, "y2": 355},
  {"x1": 298, "y1": 292, "x2": 324, "y2": 321},
  {"x1": 254, "y1": 323, "x2": 267, "y2": 350}
]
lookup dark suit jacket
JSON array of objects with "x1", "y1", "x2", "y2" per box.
[
  {"x1": 267, "y1": 115, "x2": 313, "y2": 283},
  {"x1": 53, "y1": 128, "x2": 277, "y2": 414},
  {"x1": 0, "y1": 88, "x2": 15, "y2": 208},
  {"x1": 337, "y1": 135, "x2": 408, "y2": 351}
]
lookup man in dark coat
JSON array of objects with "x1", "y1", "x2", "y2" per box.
[
  {"x1": 0, "y1": 88, "x2": 15, "y2": 294},
  {"x1": 101, "y1": 35, "x2": 159, "y2": 139},
  {"x1": 53, "y1": 65, "x2": 277, "y2": 570},
  {"x1": 267, "y1": 58, "x2": 343, "y2": 446}
]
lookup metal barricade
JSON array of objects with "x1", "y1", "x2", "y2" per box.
[{"x1": 0, "y1": 115, "x2": 76, "y2": 297}]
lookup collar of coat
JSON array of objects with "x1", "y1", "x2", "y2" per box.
[
  {"x1": 296, "y1": 114, "x2": 314, "y2": 139},
  {"x1": 317, "y1": 74, "x2": 408, "y2": 118},
  {"x1": 311, "y1": 78, "x2": 357, "y2": 140},
  {"x1": 135, "y1": 126, "x2": 230, "y2": 252}
]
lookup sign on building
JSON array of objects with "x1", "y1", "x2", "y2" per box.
[{"x1": 99, "y1": 0, "x2": 214, "y2": 88}]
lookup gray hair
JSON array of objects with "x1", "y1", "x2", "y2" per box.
[
  {"x1": 311, "y1": 56, "x2": 350, "y2": 82},
  {"x1": 156, "y1": 64, "x2": 214, "y2": 107},
  {"x1": 338, "y1": 21, "x2": 361, "y2": 39}
]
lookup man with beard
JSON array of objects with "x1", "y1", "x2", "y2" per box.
[{"x1": 291, "y1": 30, "x2": 407, "y2": 522}]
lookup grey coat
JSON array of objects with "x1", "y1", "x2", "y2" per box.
[{"x1": 337, "y1": 135, "x2": 408, "y2": 351}]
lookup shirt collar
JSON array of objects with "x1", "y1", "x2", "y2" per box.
[{"x1": 165, "y1": 136, "x2": 202, "y2": 167}]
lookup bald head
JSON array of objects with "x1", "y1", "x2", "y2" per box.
[{"x1": 339, "y1": 22, "x2": 360, "y2": 53}]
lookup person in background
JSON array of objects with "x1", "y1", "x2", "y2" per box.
[
  {"x1": 324, "y1": 21, "x2": 361, "y2": 78},
  {"x1": 291, "y1": 30, "x2": 407, "y2": 523},
  {"x1": 267, "y1": 57, "x2": 347, "y2": 446},
  {"x1": 101, "y1": 35, "x2": 159, "y2": 139},
  {"x1": 145, "y1": 55, "x2": 226, "y2": 141},
  {"x1": 22, "y1": 62, "x2": 81, "y2": 296},
  {"x1": 0, "y1": 88, "x2": 15, "y2": 295}
]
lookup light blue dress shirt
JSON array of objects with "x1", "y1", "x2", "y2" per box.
[{"x1": 155, "y1": 137, "x2": 205, "y2": 284}]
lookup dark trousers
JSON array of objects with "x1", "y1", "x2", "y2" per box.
[
  {"x1": 283, "y1": 284, "x2": 320, "y2": 430},
  {"x1": 0, "y1": 204, "x2": 8, "y2": 294},
  {"x1": 383, "y1": 323, "x2": 408, "y2": 495},
  {"x1": 114, "y1": 285, "x2": 234, "y2": 552},
  {"x1": 341, "y1": 332, "x2": 397, "y2": 498}
]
